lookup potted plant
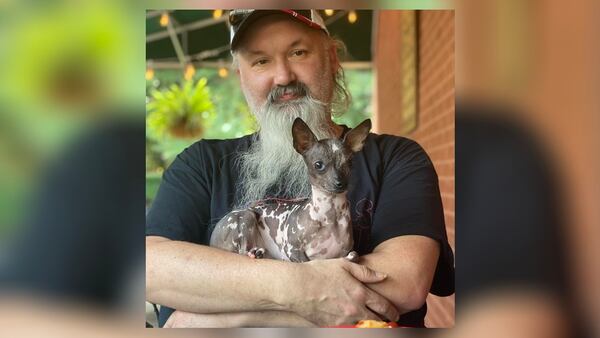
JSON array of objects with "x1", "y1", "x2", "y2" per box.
[{"x1": 146, "y1": 77, "x2": 215, "y2": 139}]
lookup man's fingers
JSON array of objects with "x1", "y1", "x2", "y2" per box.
[
  {"x1": 364, "y1": 289, "x2": 400, "y2": 322},
  {"x1": 361, "y1": 308, "x2": 384, "y2": 322},
  {"x1": 344, "y1": 261, "x2": 387, "y2": 283}
]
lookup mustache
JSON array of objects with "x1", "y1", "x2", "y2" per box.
[{"x1": 267, "y1": 82, "x2": 308, "y2": 104}]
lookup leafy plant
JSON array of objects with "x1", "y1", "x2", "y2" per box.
[{"x1": 146, "y1": 78, "x2": 216, "y2": 139}]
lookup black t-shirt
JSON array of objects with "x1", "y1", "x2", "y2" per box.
[{"x1": 146, "y1": 130, "x2": 455, "y2": 327}]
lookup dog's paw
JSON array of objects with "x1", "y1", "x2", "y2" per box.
[
  {"x1": 344, "y1": 250, "x2": 359, "y2": 262},
  {"x1": 247, "y1": 247, "x2": 266, "y2": 259}
]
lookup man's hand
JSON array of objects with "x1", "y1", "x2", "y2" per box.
[{"x1": 285, "y1": 257, "x2": 400, "y2": 326}]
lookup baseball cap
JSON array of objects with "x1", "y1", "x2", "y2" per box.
[{"x1": 228, "y1": 9, "x2": 329, "y2": 51}]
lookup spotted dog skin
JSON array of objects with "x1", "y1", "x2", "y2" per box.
[
  {"x1": 210, "y1": 118, "x2": 371, "y2": 262},
  {"x1": 210, "y1": 188, "x2": 353, "y2": 262}
]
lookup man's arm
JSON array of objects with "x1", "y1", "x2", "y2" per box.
[
  {"x1": 146, "y1": 235, "x2": 399, "y2": 326},
  {"x1": 358, "y1": 235, "x2": 440, "y2": 314},
  {"x1": 150, "y1": 234, "x2": 439, "y2": 327},
  {"x1": 146, "y1": 236, "x2": 292, "y2": 314},
  {"x1": 164, "y1": 309, "x2": 316, "y2": 328}
]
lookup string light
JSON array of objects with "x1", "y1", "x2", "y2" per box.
[
  {"x1": 324, "y1": 9, "x2": 334, "y2": 16},
  {"x1": 213, "y1": 9, "x2": 223, "y2": 19},
  {"x1": 348, "y1": 10, "x2": 358, "y2": 24},
  {"x1": 218, "y1": 67, "x2": 229, "y2": 78},
  {"x1": 184, "y1": 63, "x2": 195, "y2": 81},
  {"x1": 159, "y1": 12, "x2": 169, "y2": 27},
  {"x1": 145, "y1": 67, "x2": 154, "y2": 80}
]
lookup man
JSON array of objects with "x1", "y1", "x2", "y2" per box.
[{"x1": 146, "y1": 9, "x2": 454, "y2": 327}]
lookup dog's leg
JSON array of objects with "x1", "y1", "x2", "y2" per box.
[
  {"x1": 210, "y1": 210, "x2": 265, "y2": 257},
  {"x1": 247, "y1": 247, "x2": 265, "y2": 259},
  {"x1": 344, "y1": 250, "x2": 359, "y2": 262}
]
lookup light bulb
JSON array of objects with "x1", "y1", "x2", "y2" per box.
[
  {"x1": 218, "y1": 67, "x2": 229, "y2": 78},
  {"x1": 159, "y1": 13, "x2": 169, "y2": 27},
  {"x1": 348, "y1": 11, "x2": 357, "y2": 24},
  {"x1": 145, "y1": 67, "x2": 154, "y2": 80},
  {"x1": 184, "y1": 64, "x2": 195, "y2": 81}
]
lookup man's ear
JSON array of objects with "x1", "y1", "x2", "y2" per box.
[
  {"x1": 343, "y1": 119, "x2": 372, "y2": 153},
  {"x1": 292, "y1": 118, "x2": 317, "y2": 155}
]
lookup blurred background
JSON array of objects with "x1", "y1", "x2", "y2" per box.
[{"x1": 0, "y1": 0, "x2": 598, "y2": 337}]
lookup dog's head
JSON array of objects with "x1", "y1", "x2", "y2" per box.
[{"x1": 292, "y1": 118, "x2": 371, "y2": 193}]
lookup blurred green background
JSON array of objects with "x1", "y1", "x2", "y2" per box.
[{"x1": 0, "y1": 2, "x2": 144, "y2": 238}]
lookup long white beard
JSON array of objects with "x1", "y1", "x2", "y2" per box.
[{"x1": 235, "y1": 95, "x2": 337, "y2": 208}]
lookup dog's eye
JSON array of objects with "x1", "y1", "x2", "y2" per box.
[{"x1": 313, "y1": 161, "x2": 325, "y2": 171}]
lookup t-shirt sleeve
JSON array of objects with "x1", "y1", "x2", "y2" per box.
[
  {"x1": 146, "y1": 143, "x2": 211, "y2": 243},
  {"x1": 371, "y1": 138, "x2": 454, "y2": 296}
]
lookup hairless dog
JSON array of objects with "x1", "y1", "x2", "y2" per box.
[{"x1": 210, "y1": 118, "x2": 371, "y2": 263}]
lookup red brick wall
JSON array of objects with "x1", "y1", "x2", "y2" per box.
[
  {"x1": 410, "y1": 10, "x2": 455, "y2": 328},
  {"x1": 373, "y1": 10, "x2": 455, "y2": 328}
]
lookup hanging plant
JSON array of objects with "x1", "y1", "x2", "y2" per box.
[{"x1": 146, "y1": 77, "x2": 215, "y2": 139}]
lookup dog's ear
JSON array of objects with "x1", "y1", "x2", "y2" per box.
[
  {"x1": 292, "y1": 118, "x2": 317, "y2": 155},
  {"x1": 343, "y1": 119, "x2": 372, "y2": 153}
]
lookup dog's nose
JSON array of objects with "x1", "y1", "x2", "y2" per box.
[{"x1": 334, "y1": 181, "x2": 343, "y2": 189}]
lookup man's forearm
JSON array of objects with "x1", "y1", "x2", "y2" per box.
[
  {"x1": 358, "y1": 235, "x2": 440, "y2": 314},
  {"x1": 165, "y1": 310, "x2": 316, "y2": 328},
  {"x1": 146, "y1": 236, "x2": 294, "y2": 314},
  {"x1": 147, "y1": 235, "x2": 421, "y2": 326},
  {"x1": 235, "y1": 310, "x2": 316, "y2": 327}
]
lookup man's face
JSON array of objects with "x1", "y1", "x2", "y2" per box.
[
  {"x1": 233, "y1": 14, "x2": 341, "y2": 207},
  {"x1": 235, "y1": 14, "x2": 335, "y2": 112}
]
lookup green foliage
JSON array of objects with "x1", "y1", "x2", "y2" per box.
[
  {"x1": 145, "y1": 69, "x2": 258, "y2": 174},
  {"x1": 146, "y1": 78, "x2": 216, "y2": 139},
  {"x1": 199, "y1": 70, "x2": 257, "y2": 139},
  {"x1": 333, "y1": 69, "x2": 373, "y2": 127}
]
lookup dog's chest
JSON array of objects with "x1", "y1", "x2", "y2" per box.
[{"x1": 302, "y1": 196, "x2": 353, "y2": 259}]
